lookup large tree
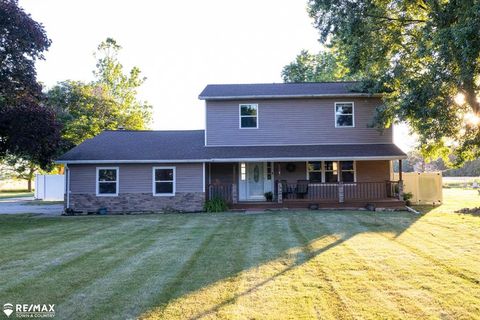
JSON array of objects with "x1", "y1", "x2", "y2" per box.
[
  {"x1": 0, "y1": 0, "x2": 61, "y2": 170},
  {"x1": 286, "y1": 0, "x2": 480, "y2": 165},
  {"x1": 282, "y1": 50, "x2": 356, "y2": 82},
  {"x1": 47, "y1": 38, "x2": 152, "y2": 148}
]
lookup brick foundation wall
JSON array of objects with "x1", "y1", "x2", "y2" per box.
[{"x1": 69, "y1": 192, "x2": 205, "y2": 213}]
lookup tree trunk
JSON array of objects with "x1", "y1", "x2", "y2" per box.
[{"x1": 27, "y1": 164, "x2": 35, "y2": 192}]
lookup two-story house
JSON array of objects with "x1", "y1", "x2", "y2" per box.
[{"x1": 57, "y1": 82, "x2": 407, "y2": 213}]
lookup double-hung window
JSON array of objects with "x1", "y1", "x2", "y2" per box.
[
  {"x1": 239, "y1": 104, "x2": 258, "y2": 128},
  {"x1": 340, "y1": 161, "x2": 355, "y2": 182},
  {"x1": 307, "y1": 161, "x2": 356, "y2": 183},
  {"x1": 335, "y1": 102, "x2": 354, "y2": 127},
  {"x1": 324, "y1": 161, "x2": 339, "y2": 182},
  {"x1": 96, "y1": 167, "x2": 119, "y2": 196},
  {"x1": 153, "y1": 167, "x2": 175, "y2": 196},
  {"x1": 307, "y1": 161, "x2": 323, "y2": 182}
]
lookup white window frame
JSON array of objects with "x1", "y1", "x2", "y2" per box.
[
  {"x1": 306, "y1": 161, "x2": 357, "y2": 183},
  {"x1": 306, "y1": 161, "x2": 323, "y2": 182},
  {"x1": 240, "y1": 162, "x2": 246, "y2": 181},
  {"x1": 96, "y1": 167, "x2": 119, "y2": 197},
  {"x1": 152, "y1": 166, "x2": 176, "y2": 196},
  {"x1": 324, "y1": 161, "x2": 339, "y2": 183},
  {"x1": 339, "y1": 161, "x2": 357, "y2": 183},
  {"x1": 239, "y1": 104, "x2": 259, "y2": 129},
  {"x1": 334, "y1": 102, "x2": 355, "y2": 128}
]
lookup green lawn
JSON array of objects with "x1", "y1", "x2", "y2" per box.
[
  {"x1": 0, "y1": 190, "x2": 479, "y2": 319},
  {"x1": 0, "y1": 191, "x2": 33, "y2": 199}
]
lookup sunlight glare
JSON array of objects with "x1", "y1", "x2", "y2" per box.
[
  {"x1": 454, "y1": 93, "x2": 465, "y2": 105},
  {"x1": 464, "y1": 112, "x2": 480, "y2": 126}
]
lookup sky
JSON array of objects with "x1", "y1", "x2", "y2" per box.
[{"x1": 20, "y1": 0, "x2": 415, "y2": 152}]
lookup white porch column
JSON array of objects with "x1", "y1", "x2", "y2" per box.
[
  {"x1": 338, "y1": 182, "x2": 345, "y2": 203},
  {"x1": 277, "y1": 181, "x2": 283, "y2": 204}
]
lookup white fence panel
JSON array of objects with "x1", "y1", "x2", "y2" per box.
[{"x1": 35, "y1": 174, "x2": 65, "y2": 201}]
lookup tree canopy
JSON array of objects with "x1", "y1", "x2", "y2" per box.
[
  {"x1": 47, "y1": 38, "x2": 152, "y2": 148},
  {"x1": 284, "y1": 0, "x2": 480, "y2": 165},
  {"x1": 0, "y1": 0, "x2": 61, "y2": 170},
  {"x1": 281, "y1": 50, "x2": 357, "y2": 82}
]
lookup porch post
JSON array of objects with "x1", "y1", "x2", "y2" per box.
[
  {"x1": 338, "y1": 181, "x2": 345, "y2": 203},
  {"x1": 398, "y1": 180, "x2": 404, "y2": 201},
  {"x1": 399, "y1": 159, "x2": 403, "y2": 181},
  {"x1": 398, "y1": 159, "x2": 404, "y2": 201},
  {"x1": 232, "y1": 184, "x2": 238, "y2": 204},
  {"x1": 277, "y1": 181, "x2": 283, "y2": 204}
]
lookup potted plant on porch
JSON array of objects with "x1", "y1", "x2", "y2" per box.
[{"x1": 264, "y1": 192, "x2": 273, "y2": 202}]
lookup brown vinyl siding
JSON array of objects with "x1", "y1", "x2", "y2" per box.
[
  {"x1": 206, "y1": 160, "x2": 390, "y2": 184},
  {"x1": 209, "y1": 163, "x2": 237, "y2": 184},
  {"x1": 69, "y1": 163, "x2": 203, "y2": 194},
  {"x1": 356, "y1": 160, "x2": 390, "y2": 182},
  {"x1": 206, "y1": 98, "x2": 392, "y2": 146},
  {"x1": 276, "y1": 162, "x2": 307, "y2": 182}
]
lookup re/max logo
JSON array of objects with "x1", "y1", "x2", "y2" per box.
[{"x1": 16, "y1": 304, "x2": 55, "y2": 313}]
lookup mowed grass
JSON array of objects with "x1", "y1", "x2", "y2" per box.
[
  {"x1": 0, "y1": 191, "x2": 33, "y2": 199},
  {"x1": 414, "y1": 187, "x2": 480, "y2": 214},
  {"x1": 0, "y1": 190, "x2": 479, "y2": 319}
]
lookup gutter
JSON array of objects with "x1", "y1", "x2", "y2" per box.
[
  {"x1": 198, "y1": 93, "x2": 382, "y2": 100},
  {"x1": 65, "y1": 164, "x2": 70, "y2": 209},
  {"x1": 56, "y1": 155, "x2": 407, "y2": 165}
]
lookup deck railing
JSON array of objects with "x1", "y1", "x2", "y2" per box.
[
  {"x1": 279, "y1": 182, "x2": 338, "y2": 201},
  {"x1": 277, "y1": 180, "x2": 401, "y2": 202},
  {"x1": 207, "y1": 184, "x2": 234, "y2": 203},
  {"x1": 208, "y1": 181, "x2": 401, "y2": 204},
  {"x1": 344, "y1": 181, "x2": 400, "y2": 200}
]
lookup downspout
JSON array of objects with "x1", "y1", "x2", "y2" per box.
[{"x1": 65, "y1": 164, "x2": 70, "y2": 209}]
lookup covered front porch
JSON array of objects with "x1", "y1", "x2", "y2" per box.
[{"x1": 206, "y1": 160, "x2": 405, "y2": 209}]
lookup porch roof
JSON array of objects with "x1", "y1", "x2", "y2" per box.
[{"x1": 57, "y1": 130, "x2": 407, "y2": 164}]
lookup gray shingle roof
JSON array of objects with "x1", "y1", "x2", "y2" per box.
[
  {"x1": 198, "y1": 82, "x2": 375, "y2": 100},
  {"x1": 57, "y1": 130, "x2": 406, "y2": 163}
]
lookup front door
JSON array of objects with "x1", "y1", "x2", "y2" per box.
[{"x1": 247, "y1": 162, "x2": 264, "y2": 200}]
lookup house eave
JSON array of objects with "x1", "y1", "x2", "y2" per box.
[
  {"x1": 56, "y1": 155, "x2": 406, "y2": 165},
  {"x1": 198, "y1": 93, "x2": 382, "y2": 100},
  {"x1": 55, "y1": 159, "x2": 210, "y2": 164}
]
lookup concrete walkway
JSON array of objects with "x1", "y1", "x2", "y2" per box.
[{"x1": 0, "y1": 197, "x2": 63, "y2": 215}]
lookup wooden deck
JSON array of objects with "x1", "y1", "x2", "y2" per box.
[{"x1": 231, "y1": 199, "x2": 406, "y2": 210}]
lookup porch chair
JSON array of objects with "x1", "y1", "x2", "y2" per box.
[
  {"x1": 295, "y1": 180, "x2": 309, "y2": 199},
  {"x1": 280, "y1": 180, "x2": 294, "y2": 200}
]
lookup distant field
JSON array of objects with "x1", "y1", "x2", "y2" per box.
[
  {"x1": 443, "y1": 176, "x2": 480, "y2": 189},
  {"x1": 443, "y1": 176, "x2": 479, "y2": 182},
  {"x1": 0, "y1": 178, "x2": 29, "y2": 191}
]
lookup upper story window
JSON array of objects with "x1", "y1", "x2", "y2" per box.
[
  {"x1": 153, "y1": 167, "x2": 176, "y2": 196},
  {"x1": 335, "y1": 102, "x2": 354, "y2": 127},
  {"x1": 96, "y1": 167, "x2": 119, "y2": 196},
  {"x1": 239, "y1": 104, "x2": 258, "y2": 128}
]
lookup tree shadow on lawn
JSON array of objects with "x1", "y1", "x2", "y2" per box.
[
  {"x1": 136, "y1": 210, "x2": 421, "y2": 319},
  {"x1": 0, "y1": 211, "x2": 422, "y2": 319}
]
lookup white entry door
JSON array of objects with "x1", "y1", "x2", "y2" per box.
[{"x1": 247, "y1": 162, "x2": 264, "y2": 200}]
